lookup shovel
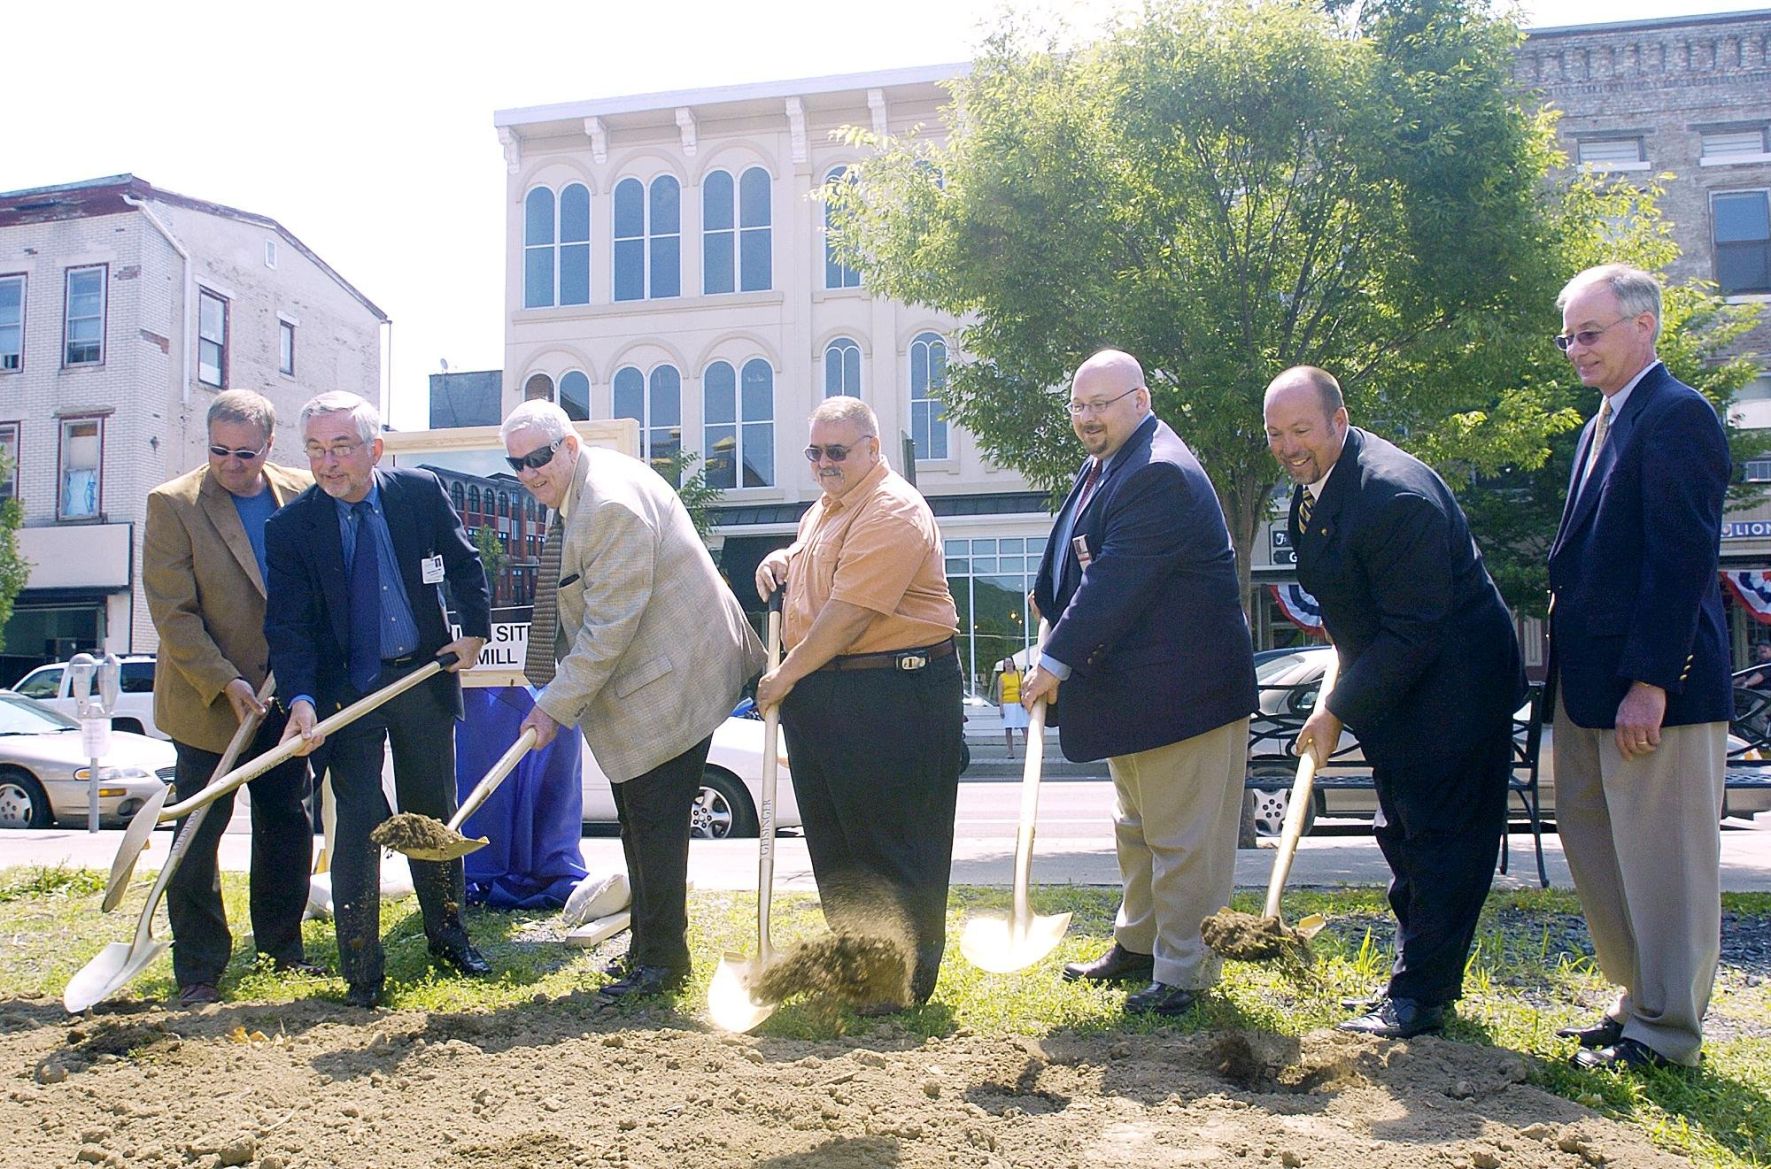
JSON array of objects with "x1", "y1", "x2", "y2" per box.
[
  {"x1": 102, "y1": 677, "x2": 278, "y2": 912},
  {"x1": 707, "y1": 589, "x2": 784, "y2": 1033},
  {"x1": 959, "y1": 620, "x2": 1072, "y2": 973},
  {"x1": 375, "y1": 727, "x2": 538, "y2": 861}
]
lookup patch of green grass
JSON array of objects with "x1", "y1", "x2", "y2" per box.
[{"x1": 3, "y1": 871, "x2": 1766, "y2": 1167}]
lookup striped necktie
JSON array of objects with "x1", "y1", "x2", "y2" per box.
[
  {"x1": 1579, "y1": 398, "x2": 1614, "y2": 493},
  {"x1": 1297, "y1": 489, "x2": 1314, "y2": 534},
  {"x1": 524, "y1": 513, "x2": 565, "y2": 688}
]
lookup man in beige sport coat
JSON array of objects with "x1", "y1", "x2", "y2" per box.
[
  {"x1": 144, "y1": 389, "x2": 324, "y2": 1006},
  {"x1": 506, "y1": 399, "x2": 764, "y2": 999}
]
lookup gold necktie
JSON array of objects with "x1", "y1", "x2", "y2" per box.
[
  {"x1": 1580, "y1": 398, "x2": 1614, "y2": 492},
  {"x1": 524, "y1": 513, "x2": 564, "y2": 688},
  {"x1": 1297, "y1": 489, "x2": 1314, "y2": 533}
]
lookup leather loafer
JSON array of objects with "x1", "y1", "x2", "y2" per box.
[
  {"x1": 1123, "y1": 982, "x2": 1198, "y2": 1016},
  {"x1": 1556, "y1": 1014, "x2": 1625, "y2": 1049},
  {"x1": 273, "y1": 958, "x2": 330, "y2": 978},
  {"x1": 1062, "y1": 943, "x2": 1155, "y2": 984},
  {"x1": 1337, "y1": 996, "x2": 1447, "y2": 1039},
  {"x1": 429, "y1": 941, "x2": 492, "y2": 978},
  {"x1": 342, "y1": 980, "x2": 384, "y2": 1009},
  {"x1": 176, "y1": 982, "x2": 220, "y2": 1007},
  {"x1": 1573, "y1": 1036, "x2": 1676, "y2": 1072},
  {"x1": 600, "y1": 964, "x2": 686, "y2": 1000}
]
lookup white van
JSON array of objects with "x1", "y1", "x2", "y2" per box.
[{"x1": 12, "y1": 656, "x2": 166, "y2": 740}]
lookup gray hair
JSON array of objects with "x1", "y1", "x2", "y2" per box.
[
  {"x1": 1557, "y1": 264, "x2": 1663, "y2": 341},
  {"x1": 207, "y1": 389, "x2": 276, "y2": 437},
  {"x1": 298, "y1": 391, "x2": 380, "y2": 443},
  {"x1": 500, "y1": 398, "x2": 572, "y2": 445},
  {"x1": 810, "y1": 395, "x2": 878, "y2": 437}
]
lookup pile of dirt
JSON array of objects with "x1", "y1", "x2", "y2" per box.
[
  {"x1": 1201, "y1": 908, "x2": 1313, "y2": 971},
  {"x1": 754, "y1": 932, "x2": 912, "y2": 1011},
  {"x1": 0, "y1": 994, "x2": 1696, "y2": 1168},
  {"x1": 369, "y1": 813, "x2": 459, "y2": 855}
]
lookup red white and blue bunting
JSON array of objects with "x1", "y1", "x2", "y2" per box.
[
  {"x1": 1723, "y1": 570, "x2": 1771, "y2": 626},
  {"x1": 1269, "y1": 583, "x2": 1325, "y2": 633}
]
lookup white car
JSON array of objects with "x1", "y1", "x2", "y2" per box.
[
  {"x1": 0, "y1": 692, "x2": 177, "y2": 829},
  {"x1": 12, "y1": 656, "x2": 167, "y2": 740}
]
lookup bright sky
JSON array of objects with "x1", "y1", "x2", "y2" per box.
[{"x1": 6, "y1": 0, "x2": 1763, "y2": 429}]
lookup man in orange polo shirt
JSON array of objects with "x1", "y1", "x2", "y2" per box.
[{"x1": 755, "y1": 396, "x2": 964, "y2": 1011}]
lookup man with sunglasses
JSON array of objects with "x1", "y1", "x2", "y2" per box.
[
  {"x1": 755, "y1": 396, "x2": 963, "y2": 1012},
  {"x1": 143, "y1": 389, "x2": 324, "y2": 1007},
  {"x1": 1548, "y1": 264, "x2": 1732, "y2": 1072},
  {"x1": 505, "y1": 400, "x2": 763, "y2": 1000}
]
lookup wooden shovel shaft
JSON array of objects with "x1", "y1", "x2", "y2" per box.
[
  {"x1": 155, "y1": 676, "x2": 277, "y2": 820},
  {"x1": 753, "y1": 596, "x2": 783, "y2": 962},
  {"x1": 1008, "y1": 620, "x2": 1053, "y2": 936},
  {"x1": 1263, "y1": 650, "x2": 1341, "y2": 920},
  {"x1": 448, "y1": 727, "x2": 538, "y2": 831}
]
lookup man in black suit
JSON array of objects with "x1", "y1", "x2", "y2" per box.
[
  {"x1": 1022, "y1": 349, "x2": 1257, "y2": 1017},
  {"x1": 265, "y1": 391, "x2": 491, "y2": 1009},
  {"x1": 1548, "y1": 264, "x2": 1731, "y2": 1071},
  {"x1": 1264, "y1": 365, "x2": 1524, "y2": 1039}
]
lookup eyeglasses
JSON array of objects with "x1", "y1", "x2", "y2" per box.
[
  {"x1": 1067, "y1": 386, "x2": 1142, "y2": 417},
  {"x1": 803, "y1": 437, "x2": 873, "y2": 463},
  {"x1": 506, "y1": 439, "x2": 563, "y2": 472},
  {"x1": 208, "y1": 442, "x2": 268, "y2": 461},
  {"x1": 303, "y1": 440, "x2": 365, "y2": 461},
  {"x1": 1553, "y1": 318, "x2": 1629, "y2": 353}
]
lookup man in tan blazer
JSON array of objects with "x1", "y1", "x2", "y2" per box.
[
  {"x1": 144, "y1": 389, "x2": 323, "y2": 1007},
  {"x1": 506, "y1": 400, "x2": 764, "y2": 999}
]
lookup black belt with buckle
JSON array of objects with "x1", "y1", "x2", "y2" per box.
[
  {"x1": 381, "y1": 652, "x2": 422, "y2": 668},
  {"x1": 819, "y1": 639, "x2": 956, "y2": 673}
]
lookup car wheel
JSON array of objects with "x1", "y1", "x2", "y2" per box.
[
  {"x1": 112, "y1": 719, "x2": 145, "y2": 736},
  {"x1": 960, "y1": 740, "x2": 972, "y2": 774},
  {"x1": 689, "y1": 767, "x2": 758, "y2": 839},
  {"x1": 1244, "y1": 777, "x2": 1316, "y2": 840},
  {"x1": 0, "y1": 768, "x2": 53, "y2": 829}
]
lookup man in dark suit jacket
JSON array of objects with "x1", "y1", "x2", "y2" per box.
[
  {"x1": 1548, "y1": 264, "x2": 1731, "y2": 1071},
  {"x1": 265, "y1": 391, "x2": 491, "y2": 1010},
  {"x1": 1022, "y1": 349, "x2": 1257, "y2": 1017},
  {"x1": 1265, "y1": 366, "x2": 1525, "y2": 1039}
]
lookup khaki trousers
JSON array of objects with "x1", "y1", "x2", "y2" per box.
[
  {"x1": 1107, "y1": 717, "x2": 1249, "y2": 989},
  {"x1": 1553, "y1": 693, "x2": 1725, "y2": 1066}
]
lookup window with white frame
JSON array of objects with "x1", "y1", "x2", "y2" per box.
[
  {"x1": 1744, "y1": 457, "x2": 1771, "y2": 483},
  {"x1": 0, "y1": 275, "x2": 22, "y2": 372},
  {"x1": 0, "y1": 422, "x2": 18, "y2": 500},
  {"x1": 198, "y1": 290, "x2": 228, "y2": 387},
  {"x1": 524, "y1": 187, "x2": 555, "y2": 308},
  {"x1": 613, "y1": 176, "x2": 681, "y2": 301},
  {"x1": 1576, "y1": 136, "x2": 1645, "y2": 169},
  {"x1": 612, "y1": 364, "x2": 682, "y2": 478},
  {"x1": 703, "y1": 358, "x2": 774, "y2": 489},
  {"x1": 1702, "y1": 127, "x2": 1769, "y2": 162},
  {"x1": 58, "y1": 416, "x2": 102, "y2": 519},
  {"x1": 944, "y1": 535, "x2": 1049, "y2": 692},
  {"x1": 824, "y1": 166, "x2": 860, "y2": 289},
  {"x1": 909, "y1": 332, "x2": 949, "y2": 460},
  {"x1": 1715, "y1": 191, "x2": 1771, "y2": 297},
  {"x1": 524, "y1": 184, "x2": 591, "y2": 308},
  {"x1": 824, "y1": 337, "x2": 861, "y2": 398},
  {"x1": 279, "y1": 320, "x2": 295, "y2": 376},
  {"x1": 559, "y1": 370, "x2": 591, "y2": 422},
  {"x1": 64, "y1": 266, "x2": 106, "y2": 366},
  {"x1": 559, "y1": 183, "x2": 590, "y2": 305},
  {"x1": 703, "y1": 167, "x2": 772, "y2": 294},
  {"x1": 523, "y1": 372, "x2": 554, "y2": 402}
]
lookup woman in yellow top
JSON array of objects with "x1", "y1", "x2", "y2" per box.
[{"x1": 995, "y1": 656, "x2": 1030, "y2": 758}]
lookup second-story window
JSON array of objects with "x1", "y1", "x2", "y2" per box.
[
  {"x1": 58, "y1": 416, "x2": 103, "y2": 520},
  {"x1": 524, "y1": 184, "x2": 591, "y2": 308},
  {"x1": 909, "y1": 332, "x2": 949, "y2": 460},
  {"x1": 64, "y1": 266, "x2": 106, "y2": 366},
  {"x1": 0, "y1": 275, "x2": 23, "y2": 372},
  {"x1": 824, "y1": 337, "x2": 861, "y2": 397},
  {"x1": 198, "y1": 290, "x2": 228, "y2": 387},
  {"x1": 703, "y1": 358, "x2": 774, "y2": 489},
  {"x1": 613, "y1": 363, "x2": 682, "y2": 478},
  {"x1": 1715, "y1": 190, "x2": 1771, "y2": 297},
  {"x1": 614, "y1": 176, "x2": 681, "y2": 301},
  {"x1": 279, "y1": 320, "x2": 295, "y2": 376},
  {"x1": 704, "y1": 167, "x2": 773, "y2": 294},
  {"x1": 824, "y1": 166, "x2": 861, "y2": 289}
]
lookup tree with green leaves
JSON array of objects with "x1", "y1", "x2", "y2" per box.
[
  {"x1": 473, "y1": 525, "x2": 508, "y2": 594},
  {"x1": 663, "y1": 450, "x2": 722, "y2": 542},
  {"x1": 830, "y1": 0, "x2": 1672, "y2": 607},
  {"x1": 0, "y1": 467, "x2": 27, "y2": 652}
]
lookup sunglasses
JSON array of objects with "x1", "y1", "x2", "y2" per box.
[
  {"x1": 506, "y1": 439, "x2": 563, "y2": 472},
  {"x1": 209, "y1": 442, "x2": 268, "y2": 461},
  {"x1": 803, "y1": 437, "x2": 873, "y2": 463}
]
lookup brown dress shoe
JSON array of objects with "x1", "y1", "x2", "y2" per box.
[
  {"x1": 176, "y1": 982, "x2": 220, "y2": 1007},
  {"x1": 1061, "y1": 944, "x2": 1155, "y2": 983}
]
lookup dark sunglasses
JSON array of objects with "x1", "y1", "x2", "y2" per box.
[
  {"x1": 208, "y1": 442, "x2": 268, "y2": 461},
  {"x1": 803, "y1": 437, "x2": 873, "y2": 463},
  {"x1": 506, "y1": 439, "x2": 563, "y2": 472}
]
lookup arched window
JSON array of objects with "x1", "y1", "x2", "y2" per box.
[
  {"x1": 467, "y1": 485, "x2": 482, "y2": 515},
  {"x1": 703, "y1": 166, "x2": 772, "y2": 294},
  {"x1": 498, "y1": 491, "x2": 510, "y2": 517},
  {"x1": 450, "y1": 481, "x2": 465, "y2": 511},
  {"x1": 909, "y1": 332, "x2": 949, "y2": 460},
  {"x1": 524, "y1": 184, "x2": 590, "y2": 308},
  {"x1": 524, "y1": 187, "x2": 554, "y2": 308},
  {"x1": 613, "y1": 363, "x2": 682, "y2": 479},
  {"x1": 824, "y1": 337, "x2": 861, "y2": 398},
  {"x1": 613, "y1": 175, "x2": 680, "y2": 301},
  {"x1": 559, "y1": 370, "x2": 591, "y2": 422},
  {"x1": 824, "y1": 166, "x2": 860, "y2": 289},
  {"x1": 703, "y1": 358, "x2": 775, "y2": 489},
  {"x1": 523, "y1": 372, "x2": 554, "y2": 402},
  {"x1": 559, "y1": 183, "x2": 590, "y2": 305}
]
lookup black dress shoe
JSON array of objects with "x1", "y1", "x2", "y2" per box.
[
  {"x1": 428, "y1": 941, "x2": 492, "y2": 978},
  {"x1": 599, "y1": 964, "x2": 686, "y2": 999},
  {"x1": 1123, "y1": 982, "x2": 1198, "y2": 1016},
  {"x1": 272, "y1": 958, "x2": 331, "y2": 978},
  {"x1": 1337, "y1": 996, "x2": 1447, "y2": 1039},
  {"x1": 342, "y1": 981, "x2": 384, "y2": 1009},
  {"x1": 1556, "y1": 1015, "x2": 1625, "y2": 1049},
  {"x1": 1573, "y1": 1036, "x2": 1677, "y2": 1072},
  {"x1": 176, "y1": 982, "x2": 220, "y2": 1007},
  {"x1": 1062, "y1": 943, "x2": 1155, "y2": 984}
]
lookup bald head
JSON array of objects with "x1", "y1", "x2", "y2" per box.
[
  {"x1": 1070, "y1": 349, "x2": 1151, "y2": 460},
  {"x1": 1263, "y1": 366, "x2": 1349, "y2": 485}
]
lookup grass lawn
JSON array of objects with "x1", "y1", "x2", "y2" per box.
[{"x1": 3, "y1": 868, "x2": 1767, "y2": 1167}]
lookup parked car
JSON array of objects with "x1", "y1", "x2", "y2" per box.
[
  {"x1": 0, "y1": 691, "x2": 177, "y2": 828},
  {"x1": 1244, "y1": 646, "x2": 1771, "y2": 837},
  {"x1": 12, "y1": 656, "x2": 166, "y2": 740}
]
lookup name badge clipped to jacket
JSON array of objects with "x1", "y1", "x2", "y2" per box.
[
  {"x1": 421, "y1": 555, "x2": 445, "y2": 585},
  {"x1": 1071, "y1": 534, "x2": 1094, "y2": 570}
]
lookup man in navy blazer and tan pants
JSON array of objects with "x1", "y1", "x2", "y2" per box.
[
  {"x1": 1022, "y1": 349, "x2": 1257, "y2": 1017},
  {"x1": 1549, "y1": 264, "x2": 1732, "y2": 1072}
]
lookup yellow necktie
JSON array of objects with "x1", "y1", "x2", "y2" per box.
[
  {"x1": 1579, "y1": 398, "x2": 1613, "y2": 492},
  {"x1": 1298, "y1": 489, "x2": 1314, "y2": 532}
]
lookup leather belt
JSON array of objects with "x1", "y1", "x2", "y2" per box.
[
  {"x1": 819, "y1": 639, "x2": 955, "y2": 673},
  {"x1": 382, "y1": 652, "x2": 422, "y2": 668}
]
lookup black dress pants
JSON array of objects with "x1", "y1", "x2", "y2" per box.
[
  {"x1": 166, "y1": 710, "x2": 313, "y2": 988},
  {"x1": 607, "y1": 733, "x2": 714, "y2": 973},
  {"x1": 780, "y1": 653, "x2": 963, "y2": 1003}
]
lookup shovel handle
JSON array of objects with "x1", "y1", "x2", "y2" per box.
[
  {"x1": 1008, "y1": 620, "x2": 1052, "y2": 936},
  {"x1": 448, "y1": 727, "x2": 538, "y2": 831},
  {"x1": 754, "y1": 588, "x2": 784, "y2": 961},
  {"x1": 1264, "y1": 649, "x2": 1341, "y2": 919},
  {"x1": 151, "y1": 676, "x2": 278, "y2": 825},
  {"x1": 160, "y1": 652, "x2": 459, "y2": 820}
]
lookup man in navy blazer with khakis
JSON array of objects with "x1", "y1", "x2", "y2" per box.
[
  {"x1": 1266, "y1": 367, "x2": 1524, "y2": 1040},
  {"x1": 265, "y1": 391, "x2": 491, "y2": 1010},
  {"x1": 1023, "y1": 349, "x2": 1257, "y2": 1018},
  {"x1": 1548, "y1": 265, "x2": 1731, "y2": 1072}
]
